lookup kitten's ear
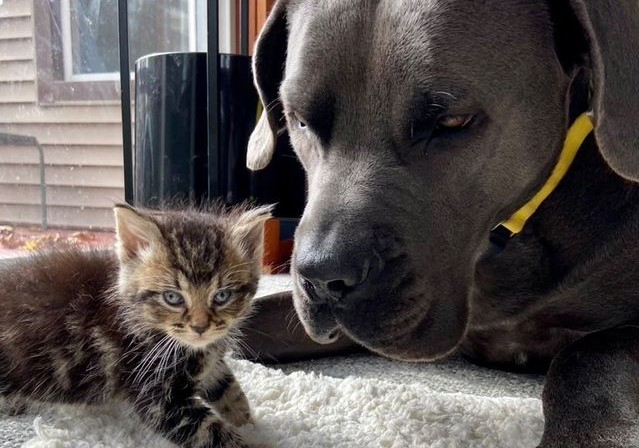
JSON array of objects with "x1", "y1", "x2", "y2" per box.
[
  {"x1": 113, "y1": 204, "x2": 163, "y2": 261},
  {"x1": 230, "y1": 205, "x2": 274, "y2": 262}
]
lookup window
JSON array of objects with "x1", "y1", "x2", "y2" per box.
[
  {"x1": 34, "y1": 0, "x2": 242, "y2": 103},
  {"x1": 59, "y1": 0, "x2": 205, "y2": 82}
]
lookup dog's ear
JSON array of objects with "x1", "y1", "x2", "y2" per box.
[
  {"x1": 247, "y1": 0, "x2": 288, "y2": 171},
  {"x1": 566, "y1": 1, "x2": 639, "y2": 180}
]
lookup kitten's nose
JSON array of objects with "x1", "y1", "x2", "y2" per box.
[{"x1": 190, "y1": 323, "x2": 210, "y2": 335}]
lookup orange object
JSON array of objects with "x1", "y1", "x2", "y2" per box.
[
  {"x1": 278, "y1": 239, "x2": 294, "y2": 267},
  {"x1": 262, "y1": 218, "x2": 281, "y2": 273},
  {"x1": 249, "y1": 0, "x2": 277, "y2": 55},
  {"x1": 261, "y1": 218, "x2": 296, "y2": 273}
]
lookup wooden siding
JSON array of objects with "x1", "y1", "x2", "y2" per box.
[
  {"x1": 0, "y1": 1, "x2": 124, "y2": 229},
  {"x1": 0, "y1": 60, "x2": 35, "y2": 82},
  {"x1": 1, "y1": 145, "x2": 123, "y2": 166},
  {"x1": 0, "y1": 185, "x2": 124, "y2": 208},
  {"x1": 0, "y1": 81, "x2": 36, "y2": 103},
  {"x1": 0, "y1": 39, "x2": 33, "y2": 62},
  {"x1": 0, "y1": 17, "x2": 31, "y2": 40},
  {"x1": 0, "y1": 164, "x2": 124, "y2": 188},
  {"x1": 0, "y1": 204, "x2": 115, "y2": 229},
  {"x1": 0, "y1": 0, "x2": 31, "y2": 18}
]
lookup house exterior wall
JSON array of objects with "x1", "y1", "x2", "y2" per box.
[{"x1": 0, "y1": 0, "x2": 124, "y2": 229}]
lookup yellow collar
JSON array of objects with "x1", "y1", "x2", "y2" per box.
[{"x1": 496, "y1": 112, "x2": 594, "y2": 238}]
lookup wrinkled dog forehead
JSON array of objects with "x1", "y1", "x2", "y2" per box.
[{"x1": 282, "y1": 0, "x2": 559, "y2": 110}]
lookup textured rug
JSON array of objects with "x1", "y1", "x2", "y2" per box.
[
  {"x1": 0, "y1": 275, "x2": 547, "y2": 447},
  {"x1": 1, "y1": 354, "x2": 546, "y2": 448}
]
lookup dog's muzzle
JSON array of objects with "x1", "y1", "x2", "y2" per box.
[{"x1": 291, "y1": 224, "x2": 396, "y2": 343}]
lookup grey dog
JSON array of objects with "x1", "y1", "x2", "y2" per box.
[{"x1": 242, "y1": 1, "x2": 639, "y2": 446}]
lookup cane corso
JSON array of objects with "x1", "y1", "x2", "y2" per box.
[{"x1": 243, "y1": 1, "x2": 639, "y2": 446}]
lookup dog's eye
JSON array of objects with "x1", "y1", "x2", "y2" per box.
[
  {"x1": 435, "y1": 114, "x2": 475, "y2": 132},
  {"x1": 292, "y1": 112, "x2": 308, "y2": 130},
  {"x1": 410, "y1": 114, "x2": 476, "y2": 144}
]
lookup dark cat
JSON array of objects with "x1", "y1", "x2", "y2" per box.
[{"x1": 0, "y1": 204, "x2": 272, "y2": 448}]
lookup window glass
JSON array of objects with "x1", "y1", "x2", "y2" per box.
[
  {"x1": 68, "y1": 0, "x2": 120, "y2": 76},
  {"x1": 64, "y1": 0, "x2": 197, "y2": 80}
]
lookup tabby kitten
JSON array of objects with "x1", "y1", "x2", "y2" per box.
[{"x1": 0, "y1": 204, "x2": 272, "y2": 448}]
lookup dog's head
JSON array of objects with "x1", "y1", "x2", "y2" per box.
[{"x1": 248, "y1": 0, "x2": 639, "y2": 361}]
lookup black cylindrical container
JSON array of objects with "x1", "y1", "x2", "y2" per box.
[
  {"x1": 134, "y1": 51, "x2": 306, "y2": 218},
  {"x1": 217, "y1": 53, "x2": 259, "y2": 205},
  {"x1": 134, "y1": 51, "x2": 262, "y2": 208},
  {"x1": 134, "y1": 52, "x2": 209, "y2": 208}
]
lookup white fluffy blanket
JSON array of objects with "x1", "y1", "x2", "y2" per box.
[{"x1": 14, "y1": 355, "x2": 546, "y2": 448}]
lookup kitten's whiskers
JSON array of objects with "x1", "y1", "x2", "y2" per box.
[
  {"x1": 133, "y1": 335, "x2": 171, "y2": 387},
  {"x1": 225, "y1": 326, "x2": 259, "y2": 360}
]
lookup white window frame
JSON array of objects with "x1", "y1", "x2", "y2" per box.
[
  {"x1": 59, "y1": 0, "x2": 222, "y2": 82},
  {"x1": 218, "y1": 0, "x2": 237, "y2": 54}
]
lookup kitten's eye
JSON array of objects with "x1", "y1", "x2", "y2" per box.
[
  {"x1": 435, "y1": 114, "x2": 475, "y2": 132},
  {"x1": 163, "y1": 291, "x2": 185, "y2": 306},
  {"x1": 213, "y1": 289, "x2": 233, "y2": 305}
]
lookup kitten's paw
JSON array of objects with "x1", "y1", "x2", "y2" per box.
[
  {"x1": 224, "y1": 407, "x2": 253, "y2": 427},
  {"x1": 0, "y1": 396, "x2": 29, "y2": 416},
  {"x1": 209, "y1": 375, "x2": 253, "y2": 428},
  {"x1": 196, "y1": 415, "x2": 250, "y2": 448}
]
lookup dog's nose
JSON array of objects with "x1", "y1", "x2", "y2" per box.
[
  {"x1": 300, "y1": 274, "x2": 356, "y2": 302},
  {"x1": 296, "y1": 249, "x2": 378, "y2": 303}
]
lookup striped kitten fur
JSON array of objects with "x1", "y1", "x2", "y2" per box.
[{"x1": 0, "y1": 204, "x2": 272, "y2": 448}]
